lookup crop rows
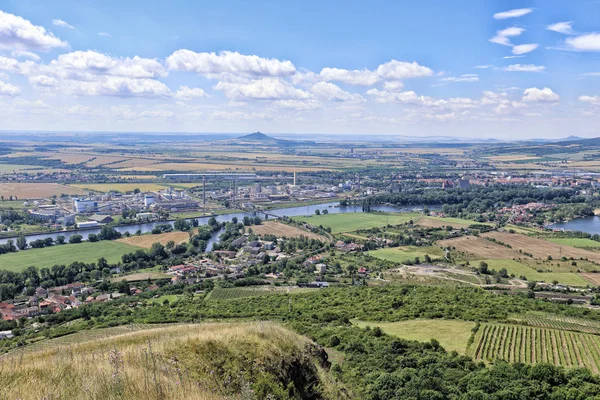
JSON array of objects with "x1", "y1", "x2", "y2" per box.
[
  {"x1": 473, "y1": 324, "x2": 600, "y2": 374},
  {"x1": 524, "y1": 313, "x2": 600, "y2": 335}
]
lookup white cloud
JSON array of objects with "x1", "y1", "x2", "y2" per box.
[
  {"x1": 29, "y1": 75, "x2": 58, "y2": 87},
  {"x1": 167, "y1": 50, "x2": 296, "y2": 78},
  {"x1": 66, "y1": 77, "x2": 172, "y2": 98},
  {"x1": 440, "y1": 74, "x2": 479, "y2": 83},
  {"x1": 512, "y1": 43, "x2": 538, "y2": 55},
  {"x1": 564, "y1": 33, "x2": 600, "y2": 52},
  {"x1": 211, "y1": 110, "x2": 270, "y2": 121},
  {"x1": 0, "y1": 10, "x2": 68, "y2": 51},
  {"x1": 547, "y1": 22, "x2": 575, "y2": 35},
  {"x1": 366, "y1": 89, "x2": 446, "y2": 107},
  {"x1": 319, "y1": 67, "x2": 379, "y2": 85},
  {"x1": 504, "y1": 55, "x2": 525, "y2": 59},
  {"x1": 98, "y1": 32, "x2": 111, "y2": 37},
  {"x1": 490, "y1": 27, "x2": 524, "y2": 46},
  {"x1": 174, "y1": 85, "x2": 208, "y2": 99},
  {"x1": 0, "y1": 56, "x2": 34, "y2": 74},
  {"x1": 522, "y1": 87, "x2": 560, "y2": 102},
  {"x1": 493, "y1": 8, "x2": 533, "y2": 20},
  {"x1": 383, "y1": 81, "x2": 405, "y2": 91},
  {"x1": 47, "y1": 50, "x2": 166, "y2": 80},
  {"x1": 579, "y1": 95, "x2": 600, "y2": 105},
  {"x1": 214, "y1": 78, "x2": 310, "y2": 101},
  {"x1": 475, "y1": 65, "x2": 492, "y2": 69},
  {"x1": 11, "y1": 51, "x2": 40, "y2": 61},
  {"x1": 52, "y1": 19, "x2": 74, "y2": 29},
  {"x1": 0, "y1": 80, "x2": 19, "y2": 96},
  {"x1": 310, "y1": 81, "x2": 364, "y2": 102},
  {"x1": 504, "y1": 64, "x2": 546, "y2": 72},
  {"x1": 376, "y1": 60, "x2": 433, "y2": 80}
]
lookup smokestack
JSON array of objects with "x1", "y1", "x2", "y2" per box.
[{"x1": 293, "y1": 172, "x2": 297, "y2": 186}]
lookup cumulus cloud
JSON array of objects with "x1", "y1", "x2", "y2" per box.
[
  {"x1": 98, "y1": 32, "x2": 111, "y2": 37},
  {"x1": 0, "y1": 80, "x2": 19, "y2": 96},
  {"x1": 0, "y1": 10, "x2": 68, "y2": 51},
  {"x1": 319, "y1": 67, "x2": 379, "y2": 85},
  {"x1": 52, "y1": 19, "x2": 74, "y2": 29},
  {"x1": 512, "y1": 43, "x2": 538, "y2": 55},
  {"x1": 376, "y1": 60, "x2": 433, "y2": 80},
  {"x1": 273, "y1": 99, "x2": 321, "y2": 110},
  {"x1": 382, "y1": 81, "x2": 405, "y2": 91},
  {"x1": 174, "y1": 85, "x2": 208, "y2": 99},
  {"x1": 493, "y1": 8, "x2": 533, "y2": 20},
  {"x1": 366, "y1": 89, "x2": 446, "y2": 107},
  {"x1": 490, "y1": 27, "x2": 524, "y2": 46},
  {"x1": 214, "y1": 78, "x2": 310, "y2": 101},
  {"x1": 310, "y1": 81, "x2": 364, "y2": 102},
  {"x1": 579, "y1": 95, "x2": 600, "y2": 105},
  {"x1": 564, "y1": 33, "x2": 600, "y2": 52},
  {"x1": 0, "y1": 56, "x2": 35, "y2": 74},
  {"x1": 29, "y1": 75, "x2": 58, "y2": 87},
  {"x1": 504, "y1": 64, "x2": 546, "y2": 72},
  {"x1": 12, "y1": 51, "x2": 40, "y2": 61},
  {"x1": 66, "y1": 77, "x2": 172, "y2": 98},
  {"x1": 547, "y1": 21, "x2": 575, "y2": 35},
  {"x1": 167, "y1": 50, "x2": 296, "y2": 78},
  {"x1": 47, "y1": 50, "x2": 167, "y2": 80},
  {"x1": 522, "y1": 87, "x2": 560, "y2": 102},
  {"x1": 140, "y1": 110, "x2": 174, "y2": 118},
  {"x1": 475, "y1": 65, "x2": 492, "y2": 69}
]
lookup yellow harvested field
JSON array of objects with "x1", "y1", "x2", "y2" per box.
[
  {"x1": 417, "y1": 217, "x2": 470, "y2": 228},
  {"x1": 119, "y1": 162, "x2": 329, "y2": 172},
  {"x1": 482, "y1": 231, "x2": 600, "y2": 263},
  {"x1": 487, "y1": 155, "x2": 540, "y2": 161},
  {"x1": 249, "y1": 221, "x2": 327, "y2": 241},
  {"x1": 70, "y1": 183, "x2": 189, "y2": 192},
  {"x1": 581, "y1": 273, "x2": 600, "y2": 286},
  {"x1": 117, "y1": 231, "x2": 190, "y2": 248},
  {"x1": 85, "y1": 155, "x2": 131, "y2": 167},
  {"x1": 107, "y1": 158, "x2": 163, "y2": 169},
  {"x1": 437, "y1": 236, "x2": 522, "y2": 259},
  {"x1": 0, "y1": 183, "x2": 86, "y2": 199}
]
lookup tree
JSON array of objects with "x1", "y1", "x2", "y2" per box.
[
  {"x1": 16, "y1": 235, "x2": 27, "y2": 250},
  {"x1": 69, "y1": 234, "x2": 83, "y2": 244},
  {"x1": 262, "y1": 253, "x2": 270, "y2": 264},
  {"x1": 88, "y1": 234, "x2": 99, "y2": 242},
  {"x1": 478, "y1": 261, "x2": 489, "y2": 275},
  {"x1": 56, "y1": 235, "x2": 65, "y2": 245},
  {"x1": 174, "y1": 218, "x2": 190, "y2": 231},
  {"x1": 322, "y1": 209, "x2": 328, "y2": 214},
  {"x1": 117, "y1": 280, "x2": 130, "y2": 294},
  {"x1": 243, "y1": 216, "x2": 251, "y2": 226},
  {"x1": 315, "y1": 209, "x2": 321, "y2": 215}
]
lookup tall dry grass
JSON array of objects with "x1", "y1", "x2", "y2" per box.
[{"x1": 0, "y1": 322, "x2": 323, "y2": 400}]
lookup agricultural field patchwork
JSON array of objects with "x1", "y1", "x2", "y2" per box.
[
  {"x1": 117, "y1": 231, "x2": 191, "y2": 249},
  {"x1": 368, "y1": 246, "x2": 444, "y2": 263},
  {"x1": 0, "y1": 182, "x2": 86, "y2": 199},
  {"x1": 248, "y1": 221, "x2": 327, "y2": 241},
  {"x1": 476, "y1": 259, "x2": 591, "y2": 286},
  {"x1": 515, "y1": 313, "x2": 600, "y2": 335}
]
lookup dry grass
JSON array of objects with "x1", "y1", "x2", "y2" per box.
[
  {"x1": 437, "y1": 236, "x2": 523, "y2": 259},
  {"x1": 0, "y1": 322, "x2": 326, "y2": 400},
  {"x1": 417, "y1": 217, "x2": 471, "y2": 228},
  {"x1": 45, "y1": 153, "x2": 96, "y2": 164},
  {"x1": 580, "y1": 273, "x2": 600, "y2": 286},
  {"x1": 118, "y1": 231, "x2": 190, "y2": 249},
  {"x1": 482, "y1": 231, "x2": 600, "y2": 263},
  {"x1": 250, "y1": 221, "x2": 327, "y2": 241},
  {"x1": 0, "y1": 182, "x2": 86, "y2": 199}
]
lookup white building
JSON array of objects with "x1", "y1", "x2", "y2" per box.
[
  {"x1": 73, "y1": 198, "x2": 97, "y2": 213},
  {"x1": 144, "y1": 195, "x2": 155, "y2": 207},
  {"x1": 77, "y1": 220, "x2": 100, "y2": 229}
]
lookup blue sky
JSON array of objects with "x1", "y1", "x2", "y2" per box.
[{"x1": 0, "y1": 0, "x2": 600, "y2": 138}]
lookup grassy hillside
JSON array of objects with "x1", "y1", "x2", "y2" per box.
[
  {"x1": 0, "y1": 322, "x2": 343, "y2": 400},
  {"x1": 0, "y1": 241, "x2": 140, "y2": 272}
]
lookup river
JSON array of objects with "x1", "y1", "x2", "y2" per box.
[
  {"x1": 549, "y1": 216, "x2": 600, "y2": 235},
  {"x1": 0, "y1": 201, "x2": 436, "y2": 252}
]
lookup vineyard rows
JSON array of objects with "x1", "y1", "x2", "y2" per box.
[
  {"x1": 523, "y1": 314, "x2": 600, "y2": 335},
  {"x1": 472, "y1": 323, "x2": 600, "y2": 374}
]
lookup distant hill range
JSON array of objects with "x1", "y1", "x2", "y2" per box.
[{"x1": 219, "y1": 132, "x2": 315, "y2": 147}]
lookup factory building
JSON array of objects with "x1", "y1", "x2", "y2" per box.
[{"x1": 73, "y1": 198, "x2": 97, "y2": 213}]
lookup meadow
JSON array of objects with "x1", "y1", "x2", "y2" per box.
[
  {"x1": 352, "y1": 319, "x2": 475, "y2": 354},
  {"x1": 0, "y1": 182, "x2": 86, "y2": 199},
  {"x1": 546, "y1": 238, "x2": 600, "y2": 248},
  {"x1": 249, "y1": 221, "x2": 327, "y2": 241},
  {"x1": 477, "y1": 259, "x2": 591, "y2": 286},
  {"x1": 295, "y1": 212, "x2": 419, "y2": 233},
  {"x1": 0, "y1": 241, "x2": 140, "y2": 271},
  {"x1": 367, "y1": 245, "x2": 444, "y2": 263}
]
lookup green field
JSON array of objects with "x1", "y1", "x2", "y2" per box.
[
  {"x1": 368, "y1": 245, "x2": 444, "y2": 263},
  {"x1": 478, "y1": 259, "x2": 590, "y2": 286},
  {"x1": 147, "y1": 294, "x2": 180, "y2": 304},
  {"x1": 0, "y1": 241, "x2": 140, "y2": 271},
  {"x1": 471, "y1": 323, "x2": 600, "y2": 373},
  {"x1": 207, "y1": 286, "x2": 315, "y2": 301},
  {"x1": 426, "y1": 216, "x2": 491, "y2": 226},
  {"x1": 546, "y1": 238, "x2": 600, "y2": 248},
  {"x1": 296, "y1": 212, "x2": 419, "y2": 233},
  {"x1": 352, "y1": 319, "x2": 475, "y2": 353}
]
